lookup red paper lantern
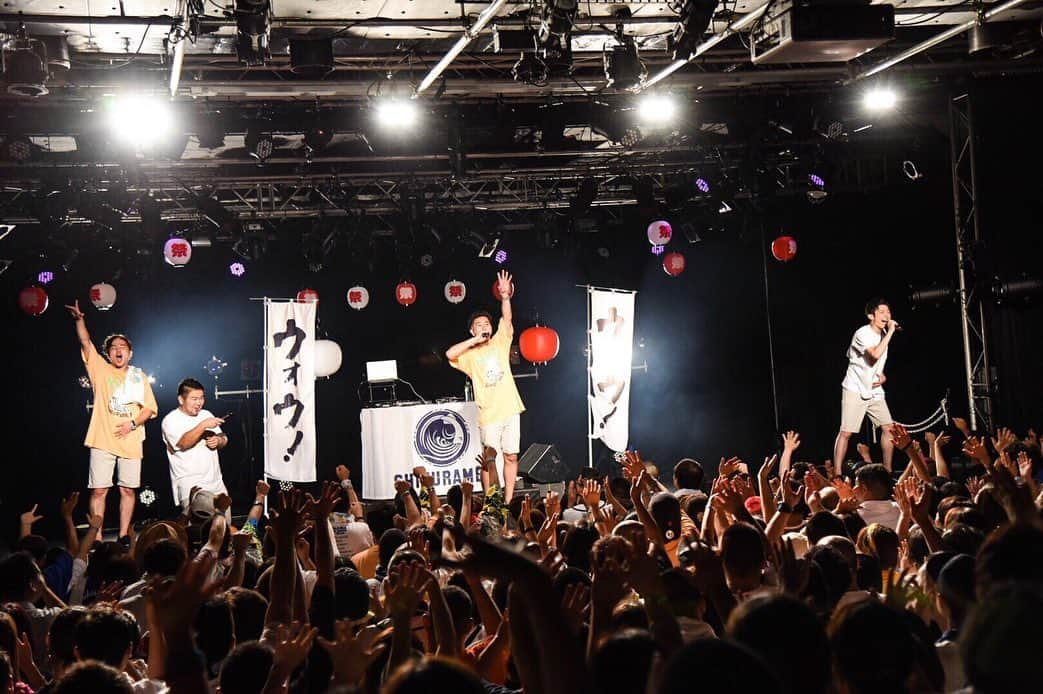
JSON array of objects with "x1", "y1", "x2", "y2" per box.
[
  {"x1": 771, "y1": 236, "x2": 798, "y2": 262},
  {"x1": 491, "y1": 279, "x2": 515, "y2": 300},
  {"x1": 519, "y1": 325, "x2": 560, "y2": 364},
  {"x1": 396, "y1": 281, "x2": 417, "y2": 306},
  {"x1": 297, "y1": 288, "x2": 320, "y2": 304},
  {"x1": 18, "y1": 286, "x2": 48, "y2": 316},
  {"x1": 663, "y1": 252, "x2": 686, "y2": 277}
]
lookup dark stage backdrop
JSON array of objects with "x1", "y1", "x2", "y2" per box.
[{"x1": 3, "y1": 78, "x2": 1039, "y2": 545}]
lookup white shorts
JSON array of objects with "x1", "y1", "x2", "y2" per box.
[
  {"x1": 840, "y1": 389, "x2": 893, "y2": 433},
  {"x1": 480, "y1": 413, "x2": 521, "y2": 456},
  {"x1": 88, "y1": 448, "x2": 142, "y2": 488}
]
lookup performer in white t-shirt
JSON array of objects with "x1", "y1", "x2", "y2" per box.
[
  {"x1": 161, "y1": 378, "x2": 229, "y2": 509},
  {"x1": 834, "y1": 298, "x2": 900, "y2": 472}
]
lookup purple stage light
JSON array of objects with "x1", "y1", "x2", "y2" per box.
[
  {"x1": 651, "y1": 244, "x2": 665, "y2": 256},
  {"x1": 809, "y1": 173, "x2": 825, "y2": 188},
  {"x1": 37, "y1": 270, "x2": 54, "y2": 284},
  {"x1": 229, "y1": 262, "x2": 246, "y2": 277},
  {"x1": 695, "y1": 177, "x2": 710, "y2": 193},
  {"x1": 494, "y1": 249, "x2": 508, "y2": 264}
]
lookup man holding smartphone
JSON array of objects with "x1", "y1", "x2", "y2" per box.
[{"x1": 161, "y1": 378, "x2": 230, "y2": 511}]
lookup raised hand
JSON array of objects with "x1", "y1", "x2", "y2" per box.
[
  {"x1": 561, "y1": 582, "x2": 590, "y2": 635},
  {"x1": 782, "y1": 431, "x2": 801, "y2": 453},
  {"x1": 385, "y1": 561, "x2": 430, "y2": 618},
  {"x1": 962, "y1": 436, "x2": 992, "y2": 467},
  {"x1": 270, "y1": 489, "x2": 307, "y2": 546},
  {"x1": 271, "y1": 621, "x2": 319, "y2": 679},
  {"x1": 305, "y1": 480, "x2": 342, "y2": 520},
  {"x1": 894, "y1": 477, "x2": 913, "y2": 518},
  {"x1": 621, "y1": 450, "x2": 645, "y2": 480},
  {"x1": 891, "y1": 423, "x2": 912, "y2": 451},
  {"x1": 20, "y1": 504, "x2": 43, "y2": 528},
  {"x1": 544, "y1": 489, "x2": 561, "y2": 518},
  {"x1": 394, "y1": 479, "x2": 411, "y2": 495},
  {"x1": 146, "y1": 553, "x2": 223, "y2": 637},
  {"x1": 933, "y1": 432, "x2": 951, "y2": 451},
  {"x1": 757, "y1": 455, "x2": 778, "y2": 493},
  {"x1": 460, "y1": 480, "x2": 474, "y2": 498},
  {"x1": 965, "y1": 475, "x2": 986, "y2": 499},
  {"x1": 537, "y1": 511, "x2": 560, "y2": 550},
  {"x1": 719, "y1": 456, "x2": 747, "y2": 478},
  {"x1": 771, "y1": 538, "x2": 809, "y2": 596},
  {"x1": 95, "y1": 580, "x2": 125, "y2": 604},
  {"x1": 581, "y1": 479, "x2": 602, "y2": 509},
  {"x1": 992, "y1": 427, "x2": 1017, "y2": 455},
  {"x1": 256, "y1": 478, "x2": 271, "y2": 497},
  {"x1": 496, "y1": 270, "x2": 513, "y2": 299},
  {"x1": 60, "y1": 492, "x2": 80, "y2": 519},
  {"x1": 953, "y1": 417, "x2": 971, "y2": 436},
  {"x1": 908, "y1": 479, "x2": 933, "y2": 523},
  {"x1": 213, "y1": 493, "x2": 232, "y2": 514},
  {"x1": 318, "y1": 620, "x2": 388, "y2": 687},
  {"x1": 64, "y1": 299, "x2": 85, "y2": 320}
]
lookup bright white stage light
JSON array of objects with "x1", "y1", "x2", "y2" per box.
[
  {"x1": 375, "y1": 99, "x2": 419, "y2": 129},
  {"x1": 637, "y1": 94, "x2": 678, "y2": 126},
  {"x1": 863, "y1": 87, "x2": 897, "y2": 112},
  {"x1": 107, "y1": 95, "x2": 174, "y2": 148}
]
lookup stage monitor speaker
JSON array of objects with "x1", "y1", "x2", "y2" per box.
[{"x1": 519, "y1": 443, "x2": 568, "y2": 483}]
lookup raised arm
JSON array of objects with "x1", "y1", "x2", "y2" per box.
[
  {"x1": 64, "y1": 300, "x2": 92, "y2": 352},
  {"x1": 446, "y1": 334, "x2": 486, "y2": 362},
  {"x1": 266, "y1": 490, "x2": 306, "y2": 627},
  {"x1": 496, "y1": 270, "x2": 513, "y2": 325},
  {"x1": 864, "y1": 320, "x2": 897, "y2": 363},
  {"x1": 335, "y1": 465, "x2": 365, "y2": 519},
  {"x1": 305, "y1": 481, "x2": 341, "y2": 591},
  {"x1": 61, "y1": 492, "x2": 81, "y2": 555},
  {"x1": 778, "y1": 431, "x2": 800, "y2": 481},
  {"x1": 174, "y1": 416, "x2": 225, "y2": 452}
]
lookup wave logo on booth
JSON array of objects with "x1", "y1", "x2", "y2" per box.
[{"x1": 414, "y1": 410, "x2": 470, "y2": 467}]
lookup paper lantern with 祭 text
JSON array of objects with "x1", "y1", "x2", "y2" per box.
[
  {"x1": 663, "y1": 252, "x2": 686, "y2": 277},
  {"x1": 444, "y1": 280, "x2": 466, "y2": 304},
  {"x1": 90, "y1": 282, "x2": 117, "y2": 311},
  {"x1": 346, "y1": 286, "x2": 370, "y2": 310},
  {"x1": 163, "y1": 237, "x2": 192, "y2": 267},
  {"x1": 771, "y1": 236, "x2": 798, "y2": 262},
  {"x1": 519, "y1": 325, "x2": 560, "y2": 364},
  {"x1": 647, "y1": 220, "x2": 673, "y2": 245},
  {"x1": 314, "y1": 339, "x2": 343, "y2": 378},
  {"x1": 395, "y1": 282, "x2": 417, "y2": 306},
  {"x1": 491, "y1": 278, "x2": 515, "y2": 300},
  {"x1": 18, "y1": 286, "x2": 48, "y2": 316},
  {"x1": 297, "y1": 288, "x2": 320, "y2": 304}
]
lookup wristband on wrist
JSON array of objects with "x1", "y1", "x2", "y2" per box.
[{"x1": 778, "y1": 501, "x2": 794, "y2": 514}]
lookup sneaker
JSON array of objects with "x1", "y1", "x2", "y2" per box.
[{"x1": 117, "y1": 535, "x2": 131, "y2": 548}]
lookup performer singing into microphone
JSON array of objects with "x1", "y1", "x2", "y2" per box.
[
  {"x1": 446, "y1": 270, "x2": 525, "y2": 503},
  {"x1": 834, "y1": 297, "x2": 900, "y2": 471}
]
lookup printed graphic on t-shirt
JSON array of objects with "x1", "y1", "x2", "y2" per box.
[
  {"x1": 106, "y1": 374, "x2": 134, "y2": 416},
  {"x1": 482, "y1": 356, "x2": 504, "y2": 387}
]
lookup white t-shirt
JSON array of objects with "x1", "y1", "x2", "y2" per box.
[
  {"x1": 161, "y1": 408, "x2": 227, "y2": 506},
  {"x1": 841, "y1": 324, "x2": 887, "y2": 400}
]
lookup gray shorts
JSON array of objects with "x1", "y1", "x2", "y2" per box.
[
  {"x1": 840, "y1": 389, "x2": 893, "y2": 434},
  {"x1": 88, "y1": 448, "x2": 142, "y2": 488},
  {"x1": 480, "y1": 413, "x2": 521, "y2": 456}
]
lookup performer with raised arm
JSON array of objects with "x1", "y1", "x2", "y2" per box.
[
  {"x1": 64, "y1": 300, "x2": 157, "y2": 543},
  {"x1": 446, "y1": 271, "x2": 525, "y2": 503},
  {"x1": 161, "y1": 378, "x2": 229, "y2": 512},
  {"x1": 834, "y1": 297, "x2": 900, "y2": 472}
]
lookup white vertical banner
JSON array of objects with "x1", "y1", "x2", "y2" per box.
[
  {"x1": 265, "y1": 300, "x2": 318, "y2": 482},
  {"x1": 588, "y1": 288, "x2": 636, "y2": 453}
]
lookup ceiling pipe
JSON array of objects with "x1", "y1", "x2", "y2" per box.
[
  {"x1": 636, "y1": 3, "x2": 770, "y2": 92},
  {"x1": 168, "y1": 3, "x2": 190, "y2": 97},
  {"x1": 853, "y1": 0, "x2": 1031, "y2": 79},
  {"x1": 413, "y1": 0, "x2": 510, "y2": 96}
]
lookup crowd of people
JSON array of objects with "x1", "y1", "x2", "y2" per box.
[{"x1": 1, "y1": 415, "x2": 1042, "y2": 694}]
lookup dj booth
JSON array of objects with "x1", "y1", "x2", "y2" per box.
[{"x1": 360, "y1": 400, "x2": 484, "y2": 499}]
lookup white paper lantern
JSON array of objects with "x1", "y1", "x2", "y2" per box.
[
  {"x1": 346, "y1": 286, "x2": 370, "y2": 310},
  {"x1": 647, "y1": 220, "x2": 673, "y2": 245},
  {"x1": 314, "y1": 339, "x2": 342, "y2": 378},
  {"x1": 163, "y1": 237, "x2": 192, "y2": 267},
  {"x1": 90, "y1": 282, "x2": 117, "y2": 311},
  {"x1": 444, "y1": 279, "x2": 467, "y2": 304}
]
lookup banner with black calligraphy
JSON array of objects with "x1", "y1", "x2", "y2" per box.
[
  {"x1": 265, "y1": 301, "x2": 317, "y2": 482},
  {"x1": 588, "y1": 288, "x2": 635, "y2": 453}
]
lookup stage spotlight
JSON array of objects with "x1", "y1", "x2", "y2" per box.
[
  {"x1": 807, "y1": 172, "x2": 827, "y2": 203},
  {"x1": 2, "y1": 24, "x2": 50, "y2": 97},
  {"x1": 196, "y1": 113, "x2": 226, "y2": 149},
  {"x1": 37, "y1": 270, "x2": 54, "y2": 284},
  {"x1": 235, "y1": 0, "x2": 271, "y2": 66},
  {"x1": 636, "y1": 93, "x2": 678, "y2": 126},
  {"x1": 5, "y1": 135, "x2": 33, "y2": 162},
  {"x1": 106, "y1": 94, "x2": 174, "y2": 149},
  {"x1": 304, "y1": 124, "x2": 333, "y2": 152},
  {"x1": 997, "y1": 277, "x2": 1043, "y2": 302},
  {"x1": 539, "y1": 0, "x2": 578, "y2": 46},
  {"x1": 229, "y1": 261, "x2": 246, "y2": 277},
  {"x1": 495, "y1": 249, "x2": 508, "y2": 264},
  {"x1": 651, "y1": 244, "x2": 665, "y2": 256},
  {"x1": 863, "y1": 86, "x2": 897, "y2": 112},
  {"x1": 419, "y1": 253, "x2": 434, "y2": 268},
  {"x1": 205, "y1": 355, "x2": 228, "y2": 376},
  {"x1": 604, "y1": 37, "x2": 646, "y2": 90},
  {"x1": 672, "y1": 0, "x2": 719, "y2": 61},
  {"x1": 695, "y1": 177, "x2": 711, "y2": 194},
  {"x1": 245, "y1": 124, "x2": 274, "y2": 162},
  {"x1": 138, "y1": 486, "x2": 157, "y2": 507},
  {"x1": 375, "y1": 99, "x2": 420, "y2": 129},
  {"x1": 717, "y1": 200, "x2": 733, "y2": 214},
  {"x1": 909, "y1": 284, "x2": 955, "y2": 306}
]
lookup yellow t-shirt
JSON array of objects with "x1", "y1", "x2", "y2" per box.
[
  {"x1": 450, "y1": 318, "x2": 525, "y2": 427},
  {"x1": 82, "y1": 343, "x2": 158, "y2": 459}
]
